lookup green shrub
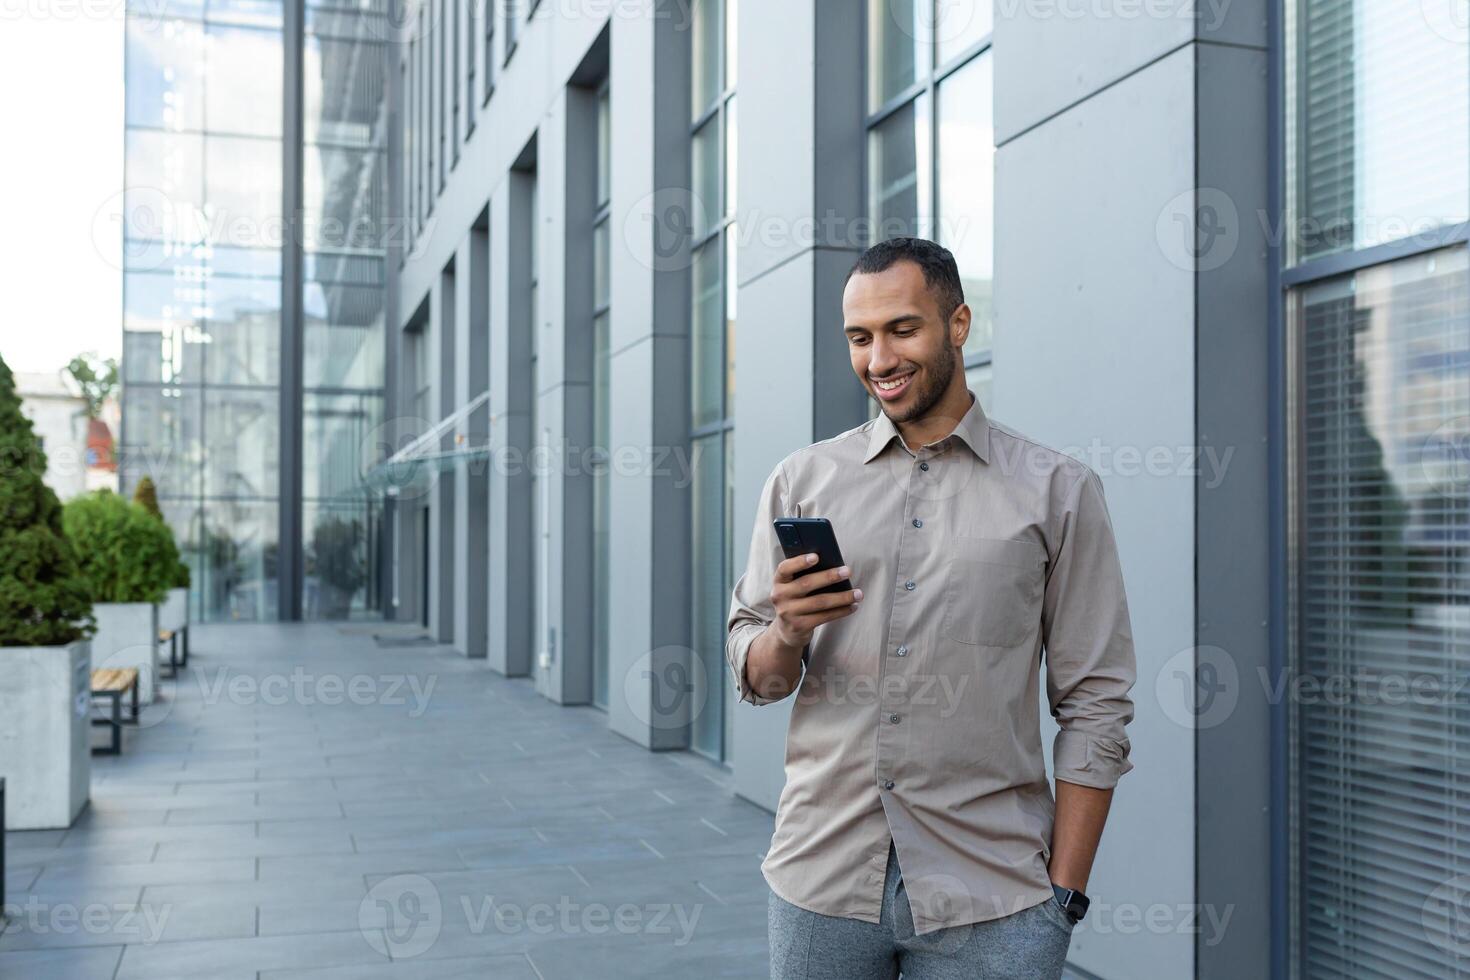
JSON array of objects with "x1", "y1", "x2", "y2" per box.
[
  {"x1": 63, "y1": 490, "x2": 180, "y2": 605},
  {"x1": 132, "y1": 476, "x2": 190, "y2": 588},
  {"x1": 132, "y1": 476, "x2": 160, "y2": 517},
  {"x1": 0, "y1": 354, "x2": 94, "y2": 646},
  {"x1": 309, "y1": 517, "x2": 366, "y2": 594}
]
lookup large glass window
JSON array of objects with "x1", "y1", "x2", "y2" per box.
[
  {"x1": 1288, "y1": 247, "x2": 1470, "y2": 978},
  {"x1": 300, "y1": 0, "x2": 388, "y2": 619},
  {"x1": 465, "y1": 0, "x2": 477, "y2": 134},
  {"x1": 422, "y1": 5, "x2": 433, "y2": 217},
  {"x1": 482, "y1": 0, "x2": 495, "y2": 101},
  {"x1": 592, "y1": 81, "x2": 612, "y2": 710},
  {"x1": 1286, "y1": 0, "x2": 1469, "y2": 264},
  {"x1": 121, "y1": 10, "x2": 285, "y2": 622},
  {"x1": 437, "y1": 0, "x2": 447, "y2": 190},
  {"x1": 451, "y1": 0, "x2": 461, "y2": 161},
  {"x1": 120, "y1": 0, "x2": 385, "y2": 622},
  {"x1": 689, "y1": 0, "x2": 736, "y2": 764},
  {"x1": 1285, "y1": 3, "x2": 1470, "y2": 976},
  {"x1": 403, "y1": 53, "x2": 414, "y2": 255},
  {"x1": 504, "y1": 0, "x2": 519, "y2": 62},
  {"x1": 866, "y1": 0, "x2": 993, "y2": 385}
]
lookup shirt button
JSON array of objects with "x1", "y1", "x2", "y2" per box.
[
  {"x1": 889, "y1": 714, "x2": 900, "y2": 724},
  {"x1": 904, "y1": 580, "x2": 916, "y2": 591},
  {"x1": 912, "y1": 518, "x2": 923, "y2": 528},
  {"x1": 896, "y1": 644, "x2": 909, "y2": 657},
  {"x1": 882, "y1": 780, "x2": 895, "y2": 790},
  {"x1": 919, "y1": 461, "x2": 930, "y2": 472}
]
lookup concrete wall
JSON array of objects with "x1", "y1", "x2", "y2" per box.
[{"x1": 994, "y1": 1, "x2": 1271, "y2": 976}]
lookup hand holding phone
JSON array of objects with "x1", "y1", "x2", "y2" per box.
[{"x1": 767, "y1": 518, "x2": 862, "y2": 649}]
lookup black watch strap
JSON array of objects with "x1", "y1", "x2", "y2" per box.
[{"x1": 1051, "y1": 884, "x2": 1089, "y2": 924}]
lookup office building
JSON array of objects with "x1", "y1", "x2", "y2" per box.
[{"x1": 116, "y1": 0, "x2": 1470, "y2": 976}]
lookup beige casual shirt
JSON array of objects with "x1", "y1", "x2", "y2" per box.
[{"x1": 726, "y1": 391, "x2": 1136, "y2": 935}]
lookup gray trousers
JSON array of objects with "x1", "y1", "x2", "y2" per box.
[{"x1": 768, "y1": 841, "x2": 1075, "y2": 979}]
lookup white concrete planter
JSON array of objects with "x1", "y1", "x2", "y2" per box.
[
  {"x1": 160, "y1": 587, "x2": 188, "y2": 633},
  {"x1": 0, "y1": 641, "x2": 91, "y2": 830},
  {"x1": 92, "y1": 602, "x2": 160, "y2": 703}
]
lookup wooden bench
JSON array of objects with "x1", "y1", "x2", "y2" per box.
[
  {"x1": 91, "y1": 668, "x2": 140, "y2": 755},
  {"x1": 158, "y1": 627, "x2": 189, "y2": 677}
]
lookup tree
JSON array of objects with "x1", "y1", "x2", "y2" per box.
[
  {"x1": 0, "y1": 353, "x2": 94, "y2": 645},
  {"x1": 65, "y1": 352, "x2": 119, "y2": 421},
  {"x1": 62, "y1": 490, "x2": 179, "y2": 605},
  {"x1": 132, "y1": 476, "x2": 190, "y2": 588},
  {"x1": 132, "y1": 476, "x2": 161, "y2": 518}
]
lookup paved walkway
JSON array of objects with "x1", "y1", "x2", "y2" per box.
[{"x1": 1, "y1": 624, "x2": 775, "y2": 979}]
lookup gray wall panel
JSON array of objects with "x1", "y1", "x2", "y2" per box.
[
  {"x1": 604, "y1": 1, "x2": 693, "y2": 750},
  {"x1": 1194, "y1": 37, "x2": 1271, "y2": 980},
  {"x1": 995, "y1": 46, "x2": 1197, "y2": 979},
  {"x1": 993, "y1": 0, "x2": 1194, "y2": 144},
  {"x1": 729, "y1": 251, "x2": 816, "y2": 809},
  {"x1": 431, "y1": 270, "x2": 457, "y2": 645},
  {"x1": 488, "y1": 174, "x2": 535, "y2": 677}
]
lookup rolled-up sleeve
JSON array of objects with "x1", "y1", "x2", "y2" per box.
[
  {"x1": 1042, "y1": 467, "x2": 1137, "y2": 789},
  {"x1": 725, "y1": 460, "x2": 796, "y2": 706}
]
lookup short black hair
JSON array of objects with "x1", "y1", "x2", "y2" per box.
[{"x1": 845, "y1": 237, "x2": 965, "y2": 322}]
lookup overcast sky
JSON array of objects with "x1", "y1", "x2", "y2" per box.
[{"x1": 0, "y1": 11, "x2": 124, "y2": 374}]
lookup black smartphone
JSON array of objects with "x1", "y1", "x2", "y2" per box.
[{"x1": 773, "y1": 518, "x2": 853, "y2": 596}]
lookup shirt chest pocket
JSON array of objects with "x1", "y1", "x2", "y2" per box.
[{"x1": 940, "y1": 537, "x2": 1047, "y2": 648}]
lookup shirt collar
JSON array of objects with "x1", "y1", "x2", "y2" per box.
[{"x1": 863, "y1": 390, "x2": 991, "y2": 464}]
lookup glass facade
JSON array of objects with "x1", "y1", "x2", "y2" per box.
[
  {"x1": 120, "y1": 0, "x2": 386, "y2": 622},
  {"x1": 689, "y1": 0, "x2": 737, "y2": 763},
  {"x1": 866, "y1": 0, "x2": 993, "y2": 393},
  {"x1": 301, "y1": 0, "x2": 389, "y2": 620},
  {"x1": 121, "y1": 0, "x2": 285, "y2": 622},
  {"x1": 1286, "y1": 2, "x2": 1470, "y2": 975}
]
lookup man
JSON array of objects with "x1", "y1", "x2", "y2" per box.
[{"x1": 726, "y1": 238, "x2": 1136, "y2": 979}]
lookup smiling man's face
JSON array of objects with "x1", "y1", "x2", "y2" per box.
[{"x1": 842, "y1": 259, "x2": 970, "y2": 425}]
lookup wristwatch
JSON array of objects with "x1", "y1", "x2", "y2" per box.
[{"x1": 1051, "y1": 884, "x2": 1090, "y2": 924}]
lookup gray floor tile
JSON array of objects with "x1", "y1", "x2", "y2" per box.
[
  {"x1": 260, "y1": 953, "x2": 540, "y2": 980},
  {"x1": 4, "y1": 623, "x2": 772, "y2": 980},
  {"x1": 0, "y1": 944, "x2": 125, "y2": 980}
]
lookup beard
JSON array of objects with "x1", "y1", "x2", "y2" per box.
[{"x1": 881, "y1": 338, "x2": 958, "y2": 426}]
